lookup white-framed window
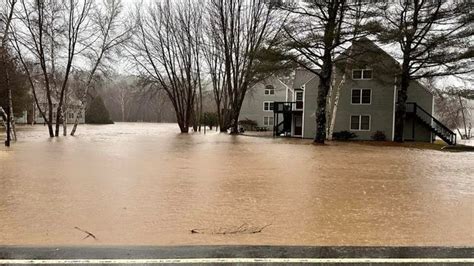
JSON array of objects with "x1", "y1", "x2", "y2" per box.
[
  {"x1": 68, "y1": 113, "x2": 74, "y2": 119},
  {"x1": 350, "y1": 115, "x2": 370, "y2": 131},
  {"x1": 351, "y1": 89, "x2": 371, "y2": 104},
  {"x1": 352, "y1": 69, "x2": 373, "y2": 80},
  {"x1": 295, "y1": 90, "x2": 304, "y2": 109},
  {"x1": 263, "y1": 101, "x2": 274, "y2": 111},
  {"x1": 264, "y1": 85, "x2": 275, "y2": 95},
  {"x1": 263, "y1": 116, "x2": 274, "y2": 126},
  {"x1": 295, "y1": 91, "x2": 303, "y2": 101}
]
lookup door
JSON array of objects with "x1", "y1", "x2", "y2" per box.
[{"x1": 294, "y1": 115, "x2": 302, "y2": 136}]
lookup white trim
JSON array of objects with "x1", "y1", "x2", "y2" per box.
[
  {"x1": 392, "y1": 76, "x2": 397, "y2": 141},
  {"x1": 263, "y1": 116, "x2": 274, "y2": 126},
  {"x1": 264, "y1": 84, "x2": 275, "y2": 95},
  {"x1": 350, "y1": 114, "x2": 371, "y2": 131},
  {"x1": 301, "y1": 88, "x2": 305, "y2": 138},
  {"x1": 1, "y1": 258, "x2": 472, "y2": 264},
  {"x1": 292, "y1": 114, "x2": 303, "y2": 138},
  {"x1": 352, "y1": 69, "x2": 373, "y2": 80},
  {"x1": 295, "y1": 90, "x2": 304, "y2": 111},
  {"x1": 277, "y1": 78, "x2": 292, "y2": 98},
  {"x1": 262, "y1": 101, "x2": 274, "y2": 112},
  {"x1": 350, "y1": 88, "x2": 372, "y2": 105},
  {"x1": 431, "y1": 94, "x2": 435, "y2": 143}
]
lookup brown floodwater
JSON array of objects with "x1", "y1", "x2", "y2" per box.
[{"x1": 0, "y1": 123, "x2": 473, "y2": 246}]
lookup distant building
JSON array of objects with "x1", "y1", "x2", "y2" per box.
[
  {"x1": 239, "y1": 76, "x2": 289, "y2": 130},
  {"x1": 240, "y1": 37, "x2": 456, "y2": 144},
  {"x1": 31, "y1": 102, "x2": 85, "y2": 125},
  {"x1": 274, "y1": 38, "x2": 455, "y2": 144},
  {"x1": 26, "y1": 89, "x2": 85, "y2": 125}
]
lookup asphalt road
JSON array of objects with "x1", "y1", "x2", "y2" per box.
[{"x1": 0, "y1": 246, "x2": 473, "y2": 264}]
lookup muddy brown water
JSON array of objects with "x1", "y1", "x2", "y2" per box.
[{"x1": 0, "y1": 123, "x2": 473, "y2": 246}]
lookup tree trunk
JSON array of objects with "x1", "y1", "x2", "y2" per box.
[
  {"x1": 5, "y1": 104, "x2": 11, "y2": 147},
  {"x1": 394, "y1": 71, "x2": 410, "y2": 142},
  {"x1": 8, "y1": 83, "x2": 16, "y2": 142},
  {"x1": 178, "y1": 122, "x2": 189, "y2": 133},
  {"x1": 3, "y1": 60, "x2": 12, "y2": 146},
  {"x1": 315, "y1": 73, "x2": 331, "y2": 143},
  {"x1": 63, "y1": 110, "x2": 67, "y2": 136},
  {"x1": 70, "y1": 114, "x2": 80, "y2": 136},
  {"x1": 328, "y1": 51, "x2": 355, "y2": 140},
  {"x1": 314, "y1": 49, "x2": 333, "y2": 144},
  {"x1": 458, "y1": 94, "x2": 468, "y2": 139}
]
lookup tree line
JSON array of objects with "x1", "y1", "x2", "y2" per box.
[{"x1": 1, "y1": 0, "x2": 472, "y2": 146}]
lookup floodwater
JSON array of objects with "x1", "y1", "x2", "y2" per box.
[{"x1": 0, "y1": 123, "x2": 473, "y2": 246}]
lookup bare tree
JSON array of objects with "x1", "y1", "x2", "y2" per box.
[
  {"x1": 326, "y1": 0, "x2": 371, "y2": 140},
  {"x1": 204, "y1": 0, "x2": 281, "y2": 133},
  {"x1": 12, "y1": 0, "x2": 93, "y2": 137},
  {"x1": 0, "y1": 0, "x2": 17, "y2": 146},
  {"x1": 376, "y1": 0, "x2": 473, "y2": 142},
  {"x1": 281, "y1": 0, "x2": 371, "y2": 143},
  {"x1": 126, "y1": 0, "x2": 203, "y2": 133},
  {"x1": 435, "y1": 87, "x2": 473, "y2": 140},
  {"x1": 70, "y1": 0, "x2": 129, "y2": 136}
]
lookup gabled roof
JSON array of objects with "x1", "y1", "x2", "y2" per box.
[
  {"x1": 338, "y1": 37, "x2": 433, "y2": 96},
  {"x1": 293, "y1": 68, "x2": 319, "y2": 89}
]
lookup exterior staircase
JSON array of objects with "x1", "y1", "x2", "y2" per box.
[
  {"x1": 406, "y1": 102, "x2": 456, "y2": 145},
  {"x1": 273, "y1": 102, "x2": 296, "y2": 137}
]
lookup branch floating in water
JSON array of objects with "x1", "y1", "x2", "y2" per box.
[
  {"x1": 74, "y1": 226, "x2": 98, "y2": 240},
  {"x1": 190, "y1": 223, "x2": 272, "y2": 235}
]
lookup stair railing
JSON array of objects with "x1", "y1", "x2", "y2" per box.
[{"x1": 406, "y1": 102, "x2": 456, "y2": 145}]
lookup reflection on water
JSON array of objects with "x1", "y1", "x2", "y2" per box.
[{"x1": 0, "y1": 123, "x2": 473, "y2": 246}]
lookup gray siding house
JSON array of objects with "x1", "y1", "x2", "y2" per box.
[
  {"x1": 31, "y1": 89, "x2": 85, "y2": 125},
  {"x1": 272, "y1": 38, "x2": 456, "y2": 144},
  {"x1": 239, "y1": 76, "x2": 289, "y2": 130}
]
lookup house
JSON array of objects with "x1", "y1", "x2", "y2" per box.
[
  {"x1": 272, "y1": 37, "x2": 456, "y2": 144},
  {"x1": 239, "y1": 76, "x2": 289, "y2": 130},
  {"x1": 31, "y1": 89, "x2": 85, "y2": 125}
]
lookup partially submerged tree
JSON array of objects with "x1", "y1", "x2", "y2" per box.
[
  {"x1": 376, "y1": 0, "x2": 473, "y2": 142},
  {"x1": 204, "y1": 0, "x2": 284, "y2": 133},
  {"x1": 127, "y1": 0, "x2": 202, "y2": 133},
  {"x1": 70, "y1": 0, "x2": 129, "y2": 136},
  {"x1": 0, "y1": 0, "x2": 18, "y2": 146},
  {"x1": 281, "y1": 0, "x2": 374, "y2": 143},
  {"x1": 12, "y1": 0, "x2": 93, "y2": 137}
]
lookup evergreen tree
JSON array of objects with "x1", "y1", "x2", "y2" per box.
[{"x1": 85, "y1": 95, "x2": 114, "y2": 124}]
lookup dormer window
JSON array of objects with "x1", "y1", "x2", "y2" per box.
[
  {"x1": 264, "y1": 85, "x2": 275, "y2": 95},
  {"x1": 352, "y1": 69, "x2": 373, "y2": 80}
]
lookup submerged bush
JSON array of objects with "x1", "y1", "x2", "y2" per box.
[
  {"x1": 239, "y1": 118, "x2": 258, "y2": 130},
  {"x1": 371, "y1": 131, "x2": 386, "y2": 141},
  {"x1": 202, "y1": 112, "x2": 218, "y2": 130},
  {"x1": 332, "y1": 130, "x2": 357, "y2": 141}
]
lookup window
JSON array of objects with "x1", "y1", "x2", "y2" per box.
[
  {"x1": 264, "y1": 85, "x2": 275, "y2": 95},
  {"x1": 295, "y1": 91, "x2": 304, "y2": 109},
  {"x1": 351, "y1": 89, "x2": 371, "y2": 104},
  {"x1": 352, "y1": 69, "x2": 373, "y2": 80},
  {"x1": 352, "y1": 70, "x2": 362, "y2": 79},
  {"x1": 68, "y1": 113, "x2": 74, "y2": 119},
  {"x1": 263, "y1": 101, "x2": 274, "y2": 111},
  {"x1": 263, "y1": 116, "x2": 274, "y2": 126},
  {"x1": 296, "y1": 91, "x2": 303, "y2": 101},
  {"x1": 363, "y1": 69, "x2": 373, "y2": 79},
  {"x1": 350, "y1": 115, "x2": 370, "y2": 131}
]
